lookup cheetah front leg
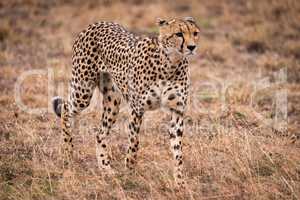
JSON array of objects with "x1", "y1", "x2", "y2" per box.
[
  {"x1": 125, "y1": 110, "x2": 143, "y2": 169},
  {"x1": 161, "y1": 84, "x2": 188, "y2": 187},
  {"x1": 168, "y1": 111, "x2": 185, "y2": 186}
]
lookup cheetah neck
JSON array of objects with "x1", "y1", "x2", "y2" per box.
[
  {"x1": 157, "y1": 44, "x2": 187, "y2": 79},
  {"x1": 158, "y1": 41, "x2": 185, "y2": 66},
  {"x1": 166, "y1": 50, "x2": 184, "y2": 66}
]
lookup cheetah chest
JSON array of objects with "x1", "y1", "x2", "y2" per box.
[{"x1": 141, "y1": 81, "x2": 186, "y2": 112}]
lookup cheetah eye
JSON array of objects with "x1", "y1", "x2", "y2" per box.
[
  {"x1": 193, "y1": 32, "x2": 199, "y2": 36},
  {"x1": 175, "y1": 32, "x2": 183, "y2": 37}
]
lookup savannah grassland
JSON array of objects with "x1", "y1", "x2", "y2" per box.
[{"x1": 0, "y1": 0, "x2": 300, "y2": 199}]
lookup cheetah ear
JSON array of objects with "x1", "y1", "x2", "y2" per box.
[
  {"x1": 156, "y1": 18, "x2": 168, "y2": 26},
  {"x1": 184, "y1": 16, "x2": 195, "y2": 23}
]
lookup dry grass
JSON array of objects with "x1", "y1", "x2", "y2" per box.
[{"x1": 0, "y1": 0, "x2": 300, "y2": 199}]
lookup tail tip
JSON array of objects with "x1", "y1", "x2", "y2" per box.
[{"x1": 52, "y1": 96, "x2": 62, "y2": 118}]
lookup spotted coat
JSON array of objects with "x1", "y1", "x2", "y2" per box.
[{"x1": 52, "y1": 17, "x2": 200, "y2": 187}]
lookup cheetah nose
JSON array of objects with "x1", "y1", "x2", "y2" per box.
[{"x1": 187, "y1": 45, "x2": 196, "y2": 51}]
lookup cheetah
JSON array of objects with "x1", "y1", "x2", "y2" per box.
[{"x1": 52, "y1": 17, "x2": 200, "y2": 186}]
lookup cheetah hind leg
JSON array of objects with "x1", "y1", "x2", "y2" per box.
[
  {"x1": 52, "y1": 96, "x2": 76, "y2": 166},
  {"x1": 125, "y1": 110, "x2": 143, "y2": 170},
  {"x1": 52, "y1": 81, "x2": 95, "y2": 167},
  {"x1": 96, "y1": 73, "x2": 121, "y2": 174}
]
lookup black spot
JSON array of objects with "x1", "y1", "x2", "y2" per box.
[
  {"x1": 169, "y1": 132, "x2": 176, "y2": 139},
  {"x1": 102, "y1": 144, "x2": 106, "y2": 148},
  {"x1": 146, "y1": 100, "x2": 151, "y2": 105},
  {"x1": 79, "y1": 103, "x2": 85, "y2": 108},
  {"x1": 83, "y1": 94, "x2": 89, "y2": 99},
  {"x1": 114, "y1": 100, "x2": 118, "y2": 106},
  {"x1": 168, "y1": 94, "x2": 176, "y2": 100},
  {"x1": 177, "y1": 129, "x2": 183, "y2": 137},
  {"x1": 177, "y1": 102, "x2": 183, "y2": 106},
  {"x1": 103, "y1": 87, "x2": 108, "y2": 94}
]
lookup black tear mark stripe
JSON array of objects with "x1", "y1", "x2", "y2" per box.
[
  {"x1": 179, "y1": 26, "x2": 185, "y2": 53},
  {"x1": 180, "y1": 35, "x2": 184, "y2": 52}
]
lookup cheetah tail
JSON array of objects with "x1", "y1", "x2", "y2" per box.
[{"x1": 52, "y1": 96, "x2": 63, "y2": 118}]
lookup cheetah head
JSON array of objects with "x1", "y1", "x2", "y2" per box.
[{"x1": 157, "y1": 17, "x2": 200, "y2": 57}]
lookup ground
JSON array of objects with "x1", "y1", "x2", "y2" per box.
[{"x1": 0, "y1": 0, "x2": 300, "y2": 199}]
